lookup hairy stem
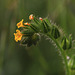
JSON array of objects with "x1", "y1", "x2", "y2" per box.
[{"x1": 46, "y1": 33, "x2": 70, "y2": 75}]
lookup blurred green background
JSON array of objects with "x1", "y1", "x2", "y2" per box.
[{"x1": 0, "y1": 0, "x2": 75, "y2": 75}]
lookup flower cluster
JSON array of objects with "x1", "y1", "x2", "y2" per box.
[
  {"x1": 14, "y1": 14, "x2": 74, "y2": 75},
  {"x1": 14, "y1": 14, "x2": 72, "y2": 49},
  {"x1": 14, "y1": 15, "x2": 33, "y2": 42},
  {"x1": 14, "y1": 14, "x2": 42, "y2": 46}
]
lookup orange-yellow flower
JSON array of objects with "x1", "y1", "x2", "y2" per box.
[
  {"x1": 39, "y1": 17, "x2": 43, "y2": 21},
  {"x1": 17, "y1": 19, "x2": 25, "y2": 28},
  {"x1": 29, "y1": 14, "x2": 34, "y2": 20},
  {"x1": 14, "y1": 30, "x2": 23, "y2": 42},
  {"x1": 24, "y1": 22, "x2": 30, "y2": 26}
]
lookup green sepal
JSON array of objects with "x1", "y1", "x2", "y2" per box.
[
  {"x1": 30, "y1": 23, "x2": 39, "y2": 32},
  {"x1": 20, "y1": 33, "x2": 40, "y2": 47},
  {"x1": 42, "y1": 21, "x2": 48, "y2": 33},
  {"x1": 68, "y1": 55, "x2": 75, "y2": 70},
  {"x1": 31, "y1": 33, "x2": 40, "y2": 45},
  {"x1": 51, "y1": 26, "x2": 60, "y2": 39},
  {"x1": 42, "y1": 19, "x2": 51, "y2": 33},
  {"x1": 21, "y1": 29, "x2": 34, "y2": 36},
  {"x1": 44, "y1": 18, "x2": 51, "y2": 27},
  {"x1": 43, "y1": 20, "x2": 50, "y2": 31},
  {"x1": 20, "y1": 36, "x2": 33, "y2": 47},
  {"x1": 68, "y1": 35, "x2": 72, "y2": 49},
  {"x1": 21, "y1": 37, "x2": 29, "y2": 45},
  {"x1": 61, "y1": 35, "x2": 72, "y2": 50},
  {"x1": 33, "y1": 16, "x2": 41, "y2": 24},
  {"x1": 61, "y1": 37, "x2": 67, "y2": 50}
]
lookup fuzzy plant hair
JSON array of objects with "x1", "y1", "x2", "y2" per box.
[{"x1": 14, "y1": 14, "x2": 75, "y2": 75}]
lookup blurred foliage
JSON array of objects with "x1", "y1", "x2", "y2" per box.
[{"x1": 0, "y1": 0, "x2": 75, "y2": 75}]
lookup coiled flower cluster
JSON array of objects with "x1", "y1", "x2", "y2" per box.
[
  {"x1": 14, "y1": 14, "x2": 75, "y2": 75},
  {"x1": 14, "y1": 14, "x2": 72, "y2": 49}
]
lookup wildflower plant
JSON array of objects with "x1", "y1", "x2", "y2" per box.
[{"x1": 14, "y1": 14, "x2": 75, "y2": 75}]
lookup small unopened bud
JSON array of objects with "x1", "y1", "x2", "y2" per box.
[
  {"x1": 51, "y1": 26, "x2": 60, "y2": 39},
  {"x1": 68, "y1": 55, "x2": 75, "y2": 70},
  {"x1": 31, "y1": 33, "x2": 40, "y2": 45},
  {"x1": 20, "y1": 33, "x2": 40, "y2": 47},
  {"x1": 39, "y1": 17, "x2": 43, "y2": 21},
  {"x1": 29, "y1": 14, "x2": 34, "y2": 20},
  {"x1": 24, "y1": 22, "x2": 30, "y2": 26},
  {"x1": 61, "y1": 35, "x2": 72, "y2": 50},
  {"x1": 42, "y1": 19, "x2": 51, "y2": 33}
]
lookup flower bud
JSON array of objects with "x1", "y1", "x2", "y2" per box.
[
  {"x1": 68, "y1": 55, "x2": 75, "y2": 70},
  {"x1": 21, "y1": 29, "x2": 34, "y2": 36},
  {"x1": 42, "y1": 19, "x2": 51, "y2": 33},
  {"x1": 29, "y1": 14, "x2": 34, "y2": 20},
  {"x1": 30, "y1": 23, "x2": 39, "y2": 32},
  {"x1": 61, "y1": 35, "x2": 72, "y2": 50},
  {"x1": 51, "y1": 26, "x2": 60, "y2": 39},
  {"x1": 20, "y1": 33, "x2": 40, "y2": 47},
  {"x1": 39, "y1": 17, "x2": 43, "y2": 21},
  {"x1": 33, "y1": 16, "x2": 40, "y2": 24}
]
